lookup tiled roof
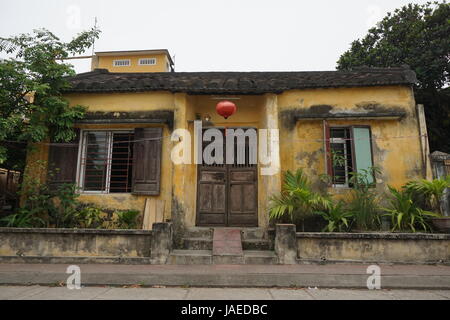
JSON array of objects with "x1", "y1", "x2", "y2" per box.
[{"x1": 64, "y1": 67, "x2": 417, "y2": 94}]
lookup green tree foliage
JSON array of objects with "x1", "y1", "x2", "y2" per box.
[
  {"x1": 337, "y1": 1, "x2": 450, "y2": 152},
  {"x1": 337, "y1": 2, "x2": 449, "y2": 89},
  {"x1": 0, "y1": 28, "x2": 100, "y2": 166}
]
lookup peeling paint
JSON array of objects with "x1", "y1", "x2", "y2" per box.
[{"x1": 23, "y1": 85, "x2": 425, "y2": 231}]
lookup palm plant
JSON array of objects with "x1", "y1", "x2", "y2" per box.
[
  {"x1": 383, "y1": 186, "x2": 439, "y2": 232},
  {"x1": 315, "y1": 200, "x2": 353, "y2": 232},
  {"x1": 269, "y1": 169, "x2": 331, "y2": 231},
  {"x1": 115, "y1": 210, "x2": 140, "y2": 229},
  {"x1": 0, "y1": 209, "x2": 45, "y2": 228},
  {"x1": 347, "y1": 167, "x2": 382, "y2": 231},
  {"x1": 75, "y1": 206, "x2": 104, "y2": 228},
  {"x1": 404, "y1": 176, "x2": 450, "y2": 215}
]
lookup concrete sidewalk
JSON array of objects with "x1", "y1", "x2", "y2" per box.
[
  {"x1": 0, "y1": 263, "x2": 449, "y2": 289},
  {"x1": 1, "y1": 286, "x2": 450, "y2": 300}
]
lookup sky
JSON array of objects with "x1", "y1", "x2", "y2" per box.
[{"x1": 0, "y1": 0, "x2": 432, "y2": 73}]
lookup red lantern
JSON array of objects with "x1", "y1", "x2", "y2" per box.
[{"x1": 216, "y1": 100, "x2": 236, "y2": 119}]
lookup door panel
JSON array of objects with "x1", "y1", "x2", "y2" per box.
[
  {"x1": 228, "y1": 168, "x2": 258, "y2": 226},
  {"x1": 197, "y1": 168, "x2": 227, "y2": 226},
  {"x1": 243, "y1": 184, "x2": 256, "y2": 211},
  {"x1": 196, "y1": 128, "x2": 258, "y2": 227},
  {"x1": 198, "y1": 184, "x2": 212, "y2": 211},
  {"x1": 229, "y1": 184, "x2": 242, "y2": 212}
]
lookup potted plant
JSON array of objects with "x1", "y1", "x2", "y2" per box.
[{"x1": 405, "y1": 176, "x2": 450, "y2": 233}]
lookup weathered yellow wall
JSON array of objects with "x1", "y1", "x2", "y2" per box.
[
  {"x1": 181, "y1": 95, "x2": 271, "y2": 228},
  {"x1": 68, "y1": 91, "x2": 176, "y2": 221},
  {"x1": 65, "y1": 91, "x2": 174, "y2": 111},
  {"x1": 94, "y1": 53, "x2": 169, "y2": 72},
  {"x1": 24, "y1": 92, "x2": 176, "y2": 223},
  {"x1": 277, "y1": 85, "x2": 423, "y2": 200},
  {"x1": 23, "y1": 84, "x2": 423, "y2": 229},
  {"x1": 75, "y1": 123, "x2": 174, "y2": 222}
]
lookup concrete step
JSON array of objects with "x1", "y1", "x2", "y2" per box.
[
  {"x1": 212, "y1": 254, "x2": 245, "y2": 264},
  {"x1": 183, "y1": 227, "x2": 213, "y2": 239},
  {"x1": 181, "y1": 238, "x2": 271, "y2": 251},
  {"x1": 242, "y1": 239, "x2": 272, "y2": 250},
  {"x1": 182, "y1": 238, "x2": 213, "y2": 250},
  {"x1": 168, "y1": 249, "x2": 279, "y2": 265},
  {"x1": 244, "y1": 250, "x2": 278, "y2": 264},
  {"x1": 182, "y1": 227, "x2": 273, "y2": 241},
  {"x1": 240, "y1": 228, "x2": 268, "y2": 240},
  {"x1": 167, "y1": 250, "x2": 212, "y2": 265}
]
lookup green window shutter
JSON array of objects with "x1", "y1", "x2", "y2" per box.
[{"x1": 352, "y1": 127, "x2": 374, "y2": 184}]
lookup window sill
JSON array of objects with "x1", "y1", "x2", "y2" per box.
[
  {"x1": 78, "y1": 192, "x2": 133, "y2": 196},
  {"x1": 327, "y1": 186, "x2": 353, "y2": 193}
]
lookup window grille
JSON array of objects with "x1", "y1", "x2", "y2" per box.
[
  {"x1": 113, "y1": 59, "x2": 131, "y2": 67},
  {"x1": 328, "y1": 126, "x2": 374, "y2": 187},
  {"x1": 78, "y1": 131, "x2": 134, "y2": 193},
  {"x1": 138, "y1": 58, "x2": 156, "y2": 65}
]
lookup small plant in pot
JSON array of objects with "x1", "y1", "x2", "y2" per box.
[{"x1": 404, "y1": 176, "x2": 450, "y2": 233}]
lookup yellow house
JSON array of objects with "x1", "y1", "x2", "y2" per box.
[
  {"x1": 91, "y1": 49, "x2": 174, "y2": 73},
  {"x1": 28, "y1": 49, "x2": 431, "y2": 235}
]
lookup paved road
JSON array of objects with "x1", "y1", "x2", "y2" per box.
[{"x1": 0, "y1": 285, "x2": 449, "y2": 300}]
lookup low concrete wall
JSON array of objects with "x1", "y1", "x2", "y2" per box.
[
  {"x1": 0, "y1": 227, "x2": 153, "y2": 263},
  {"x1": 297, "y1": 232, "x2": 450, "y2": 264}
]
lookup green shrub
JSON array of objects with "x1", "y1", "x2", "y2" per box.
[
  {"x1": 1, "y1": 161, "x2": 141, "y2": 230},
  {"x1": 75, "y1": 206, "x2": 105, "y2": 229},
  {"x1": 0, "y1": 209, "x2": 45, "y2": 228},
  {"x1": 269, "y1": 169, "x2": 331, "y2": 231},
  {"x1": 347, "y1": 168, "x2": 382, "y2": 231},
  {"x1": 47, "y1": 183, "x2": 81, "y2": 228},
  {"x1": 315, "y1": 200, "x2": 353, "y2": 232},
  {"x1": 114, "y1": 210, "x2": 141, "y2": 229},
  {"x1": 383, "y1": 185, "x2": 439, "y2": 232},
  {"x1": 1, "y1": 161, "x2": 81, "y2": 228},
  {"x1": 404, "y1": 176, "x2": 450, "y2": 215}
]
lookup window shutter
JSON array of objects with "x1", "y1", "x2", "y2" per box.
[
  {"x1": 323, "y1": 120, "x2": 333, "y2": 181},
  {"x1": 47, "y1": 129, "x2": 80, "y2": 190},
  {"x1": 132, "y1": 127, "x2": 162, "y2": 195},
  {"x1": 351, "y1": 127, "x2": 374, "y2": 184}
]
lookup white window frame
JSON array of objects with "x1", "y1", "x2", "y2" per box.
[
  {"x1": 113, "y1": 59, "x2": 131, "y2": 67},
  {"x1": 138, "y1": 58, "x2": 156, "y2": 65},
  {"x1": 76, "y1": 129, "x2": 133, "y2": 194}
]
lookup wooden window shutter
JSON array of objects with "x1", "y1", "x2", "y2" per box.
[
  {"x1": 47, "y1": 129, "x2": 80, "y2": 190},
  {"x1": 351, "y1": 127, "x2": 374, "y2": 184},
  {"x1": 132, "y1": 127, "x2": 162, "y2": 195},
  {"x1": 323, "y1": 120, "x2": 333, "y2": 181}
]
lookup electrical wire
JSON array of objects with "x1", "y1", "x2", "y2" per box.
[{"x1": 0, "y1": 133, "x2": 429, "y2": 147}]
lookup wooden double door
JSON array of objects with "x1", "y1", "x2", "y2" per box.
[{"x1": 196, "y1": 128, "x2": 258, "y2": 227}]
